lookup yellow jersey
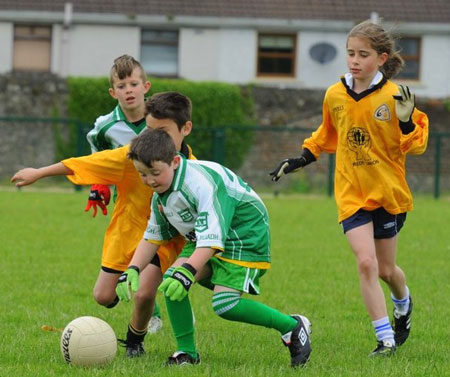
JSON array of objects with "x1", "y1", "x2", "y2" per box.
[
  {"x1": 303, "y1": 77, "x2": 429, "y2": 222},
  {"x1": 62, "y1": 143, "x2": 194, "y2": 272}
]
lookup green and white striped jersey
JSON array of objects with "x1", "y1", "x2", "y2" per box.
[
  {"x1": 144, "y1": 155, "x2": 271, "y2": 263},
  {"x1": 87, "y1": 105, "x2": 146, "y2": 152}
]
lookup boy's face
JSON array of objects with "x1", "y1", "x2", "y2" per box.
[
  {"x1": 145, "y1": 114, "x2": 192, "y2": 151},
  {"x1": 133, "y1": 156, "x2": 180, "y2": 194},
  {"x1": 109, "y1": 68, "x2": 151, "y2": 113}
]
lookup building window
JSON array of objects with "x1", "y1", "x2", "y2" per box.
[
  {"x1": 396, "y1": 37, "x2": 420, "y2": 80},
  {"x1": 13, "y1": 25, "x2": 51, "y2": 72},
  {"x1": 257, "y1": 34, "x2": 296, "y2": 77},
  {"x1": 141, "y1": 30, "x2": 178, "y2": 77}
]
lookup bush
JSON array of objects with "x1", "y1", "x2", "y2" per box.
[{"x1": 66, "y1": 77, "x2": 255, "y2": 169}]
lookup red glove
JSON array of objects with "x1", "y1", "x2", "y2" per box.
[{"x1": 84, "y1": 184, "x2": 111, "y2": 217}]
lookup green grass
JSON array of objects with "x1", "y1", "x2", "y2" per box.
[{"x1": 1, "y1": 190, "x2": 449, "y2": 376}]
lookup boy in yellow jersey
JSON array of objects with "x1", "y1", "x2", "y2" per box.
[
  {"x1": 116, "y1": 129, "x2": 312, "y2": 368},
  {"x1": 11, "y1": 92, "x2": 195, "y2": 357},
  {"x1": 270, "y1": 20, "x2": 428, "y2": 357}
]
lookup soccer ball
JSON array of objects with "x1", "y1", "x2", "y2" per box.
[{"x1": 60, "y1": 316, "x2": 117, "y2": 366}]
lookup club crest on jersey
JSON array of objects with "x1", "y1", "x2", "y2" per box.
[
  {"x1": 374, "y1": 104, "x2": 391, "y2": 121},
  {"x1": 178, "y1": 208, "x2": 194, "y2": 222},
  {"x1": 195, "y1": 212, "x2": 209, "y2": 232}
]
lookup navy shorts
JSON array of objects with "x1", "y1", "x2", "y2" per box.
[{"x1": 341, "y1": 208, "x2": 407, "y2": 239}]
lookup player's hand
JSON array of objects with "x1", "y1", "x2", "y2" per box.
[
  {"x1": 393, "y1": 85, "x2": 415, "y2": 122},
  {"x1": 269, "y1": 157, "x2": 307, "y2": 181},
  {"x1": 115, "y1": 266, "x2": 140, "y2": 302},
  {"x1": 84, "y1": 184, "x2": 111, "y2": 217},
  {"x1": 158, "y1": 264, "x2": 195, "y2": 301},
  {"x1": 10, "y1": 168, "x2": 41, "y2": 187}
]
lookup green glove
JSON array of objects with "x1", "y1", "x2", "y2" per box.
[
  {"x1": 393, "y1": 85, "x2": 415, "y2": 122},
  {"x1": 158, "y1": 264, "x2": 196, "y2": 301},
  {"x1": 115, "y1": 266, "x2": 140, "y2": 302}
]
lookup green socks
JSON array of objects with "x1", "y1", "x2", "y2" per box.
[
  {"x1": 212, "y1": 291, "x2": 297, "y2": 334},
  {"x1": 164, "y1": 293, "x2": 197, "y2": 358}
]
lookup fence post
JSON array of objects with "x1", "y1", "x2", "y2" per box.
[
  {"x1": 327, "y1": 154, "x2": 335, "y2": 197},
  {"x1": 212, "y1": 128, "x2": 226, "y2": 164},
  {"x1": 434, "y1": 134, "x2": 442, "y2": 199}
]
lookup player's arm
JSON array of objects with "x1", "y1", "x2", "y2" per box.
[
  {"x1": 11, "y1": 162, "x2": 73, "y2": 187},
  {"x1": 116, "y1": 239, "x2": 160, "y2": 302}
]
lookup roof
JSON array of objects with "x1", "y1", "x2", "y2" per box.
[{"x1": 0, "y1": 0, "x2": 449, "y2": 23}]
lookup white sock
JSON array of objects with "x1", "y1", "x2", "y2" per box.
[
  {"x1": 372, "y1": 316, "x2": 395, "y2": 344},
  {"x1": 391, "y1": 286, "x2": 410, "y2": 315}
]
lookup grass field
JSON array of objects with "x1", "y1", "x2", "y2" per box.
[{"x1": 1, "y1": 189, "x2": 449, "y2": 377}]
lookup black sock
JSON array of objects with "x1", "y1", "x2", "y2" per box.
[{"x1": 126, "y1": 323, "x2": 147, "y2": 344}]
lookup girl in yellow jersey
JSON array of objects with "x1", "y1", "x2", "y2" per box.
[{"x1": 270, "y1": 20, "x2": 428, "y2": 356}]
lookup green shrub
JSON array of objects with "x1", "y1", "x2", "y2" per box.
[{"x1": 66, "y1": 77, "x2": 255, "y2": 168}]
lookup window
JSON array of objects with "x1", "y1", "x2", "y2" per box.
[
  {"x1": 13, "y1": 25, "x2": 51, "y2": 72},
  {"x1": 396, "y1": 37, "x2": 420, "y2": 80},
  {"x1": 141, "y1": 30, "x2": 178, "y2": 77},
  {"x1": 257, "y1": 34, "x2": 296, "y2": 77}
]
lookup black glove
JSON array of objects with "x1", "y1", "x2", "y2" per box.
[
  {"x1": 269, "y1": 149, "x2": 316, "y2": 182},
  {"x1": 269, "y1": 158, "x2": 307, "y2": 181}
]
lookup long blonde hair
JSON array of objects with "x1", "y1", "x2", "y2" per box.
[{"x1": 347, "y1": 20, "x2": 404, "y2": 79}]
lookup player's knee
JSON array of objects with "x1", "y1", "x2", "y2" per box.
[
  {"x1": 133, "y1": 289, "x2": 155, "y2": 307},
  {"x1": 357, "y1": 256, "x2": 378, "y2": 278},
  {"x1": 93, "y1": 288, "x2": 117, "y2": 307},
  {"x1": 212, "y1": 292, "x2": 240, "y2": 320},
  {"x1": 378, "y1": 267, "x2": 395, "y2": 283}
]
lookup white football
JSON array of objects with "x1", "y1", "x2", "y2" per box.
[{"x1": 60, "y1": 316, "x2": 117, "y2": 366}]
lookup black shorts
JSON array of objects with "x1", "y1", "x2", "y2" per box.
[{"x1": 341, "y1": 207, "x2": 407, "y2": 239}]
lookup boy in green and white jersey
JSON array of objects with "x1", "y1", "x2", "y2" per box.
[{"x1": 116, "y1": 128, "x2": 313, "y2": 368}]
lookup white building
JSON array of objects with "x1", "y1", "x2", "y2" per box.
[{"x1": 0, "y1": 0, "x2": 450, "y2": 98}]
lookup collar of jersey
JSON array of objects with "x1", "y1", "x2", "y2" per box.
[
  {"x1": 112, "y1": 105, "x2": 127, "y2": 122},
  {"x1": 341, "y1": 71, "x2": 387, "y2": 102},
  {"x1": 158, "y1": 153, "x2": 187, "y2": 204}
]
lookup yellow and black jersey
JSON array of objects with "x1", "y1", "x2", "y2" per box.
[
  {"x1": 303, "y1": 76, "x2": 429, "y2": 222},
  {"x1": 62, "y1": 142, "x2": 195, "y2": 272}
]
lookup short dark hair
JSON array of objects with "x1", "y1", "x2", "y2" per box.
[
  {"x1": 145, "y1": 91, "x2": 192, "y2": 130},
  {"x1": 110, "y1": 54, "x2": 146, "y2": 87},
  {"x1": 128, "y1": 128, "x2": 176, "y2": 167}
]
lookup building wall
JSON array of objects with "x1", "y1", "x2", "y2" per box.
[
  {"x1": 418, "y1": 34, "x2": 450, "y2": 98},
  {"x1": 1, "y1": 20, "x2": 449, "y2": 98},
  {"x1": 296, "y1": 32, "x2": 348, "y2": 89},
  {"x1": 0, "y1": 22, "x2": 13, "y2": 73},
  {"x1": 59, "y1": 24, "x2": 140, "y2": 77}
]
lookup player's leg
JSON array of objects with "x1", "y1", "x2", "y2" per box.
[
  {"x1": 343, "y1": 212, "x2": 395, "y2": 356},
  {"x1": 163, "y1": 256, "x2": 200, "y2": 365},
  {"x1": 374, "y1": 209, "x2": 411, "y2": 346},
  {"x1": 210, "y1": 260, "x2": 311, "y2": 367},
  {"x1": 122, "y1": 261, "x2": 163, "y2": 357},
  {"x1": 92, "y1": 268, "x2": 121, "y2": 307}
]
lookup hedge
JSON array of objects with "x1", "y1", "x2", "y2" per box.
[{"x1": 66, "y1": 77, "x2": 255, "y2": 169}]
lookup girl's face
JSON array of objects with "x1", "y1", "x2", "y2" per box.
[{"x1": 346, "y1": 37, "x2": 388, "y2": 85}]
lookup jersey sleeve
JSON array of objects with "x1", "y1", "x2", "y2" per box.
[
  {"x1": 144, "y1": 196, "x2": 179, "y2": 242},
  {"x1": 62, "y1": 146, "x2": 127, "y2": 185},
  {"x1": 86, "y1": 115, "x2": 112, "y2": 153},
  {"x1": 302, "y1": 94, "x2": 338, "y2": 159},
  {"x1": 399, "y1": 108, "x2": 429, "y2": 155}
]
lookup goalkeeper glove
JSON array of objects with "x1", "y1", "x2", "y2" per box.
[
  {"x1": 393, "y1": 85, "x2": 415, "y2": 122},
  {"x1": 84, "y1": 184, "x2": 111, "y2": 217},
  {"x1": 269, "y1": 149, "x2": 316, "y2": 182},
  {"x1": 115, "y1": 266, "x2": 140, "y2": 302},
  {"x1": 158, "y1": 263, "x2": 196, "y2": 301}
]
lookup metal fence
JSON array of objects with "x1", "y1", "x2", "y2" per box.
[{"x1": 1, "y1": 117, "x2": 449, "y2": 198}]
